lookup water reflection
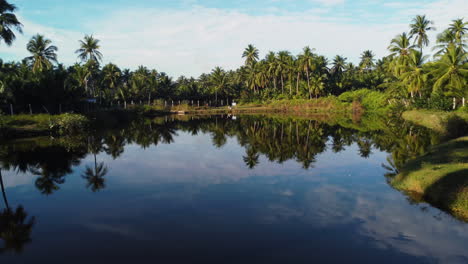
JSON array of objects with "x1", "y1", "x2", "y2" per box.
[
  {"x1": 0, "y1": 114, "x2": 466, "y2": 263},
  {"x1": 0, "y1": 170, "x2": 35, "y2": 254},
  {"x1": 0, "y1": 114, "x2": 442, "y2": 194}
]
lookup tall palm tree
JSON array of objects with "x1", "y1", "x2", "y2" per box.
[
  {"x1": 102, "y1": 63, "x2": 121, "y2": 90},
  {"x1": 211, "y1": 66, "x2": 226, "y2": 103},
  {"x1": 0, "y1": 206, "x2": 35, "y2": 254},
  {"x1": 331, "y1": 55, "x2": 347, "y2": 75},
  {"x1": 431, "y1": 44, "x2": 468, "y2": 97},
  {"x1": 399, "y1": 50, "x2": 428, "y2": 98},
  {"x1": 433, "y1": 29, "x2": 459, "y2": 57},
  {"x1": 448, "y1": 18, "x2": 468, "y2": 46},
  {"x1": 242, "y1": 44, "x2": 259, "y2": 67},
  {"x1": 299, "y1": 46, "x2": 315, "y2": 94},
  {"x1": 388, "y1": 32, "x2": 415, "y2": 57},
  {"x1": 265, "y1": 52, "x2": 278, "y2": 91},
  {"x1": 310, "y1": 74, "x2": 326, "y2": 99},
  {"x1": 0, "y1": 0, "x2": 22, "y2": 46},
  {"x1": 409, "y1": 15, "x2": 435, "y2": 52},
  {"x1": 76, "y1": 35, "x2": 103, "y2": 63},
  {"x1": 388, "y1": 32, "x2": 416, "y2": 76},
  {"x1": 0, "y1": 168, "x2": 8, "y2": 210},
  {"x1": 359, "y1": 50, "x2": 375, "y2": 71},
  {"x1": 25, "y1": 34, "x2": 58, "y2": 73},
  {"x1": 276, "y1": 51, "x2": 291, "y2": 94}
]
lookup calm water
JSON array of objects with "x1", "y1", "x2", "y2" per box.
[{"x1": 0, "y1": 115, "x2": 467, "y2": 263}]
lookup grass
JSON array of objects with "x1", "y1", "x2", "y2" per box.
[
  {"x1": 391, "y1": 136, "x2": 468, "y2": 221},
  {"x1": 402, "y1": 110, "x2": 468, "y2": 136},
  {"x1": 0, "y1": 113, "x2": 89, "y2": 138}
]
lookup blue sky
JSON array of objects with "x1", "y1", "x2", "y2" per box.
[{"x1": 2, "y1": 0, "x2": 467, "y2": 76}]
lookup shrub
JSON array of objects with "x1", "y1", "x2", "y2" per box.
[
  {"x1": 338, "y1": 89, "x2": 388, "y2": 111},
  {"x1": 49, "y1": 114, "x2": 89, "y2": 135},
  {"x1": 413, "y1": 94, "x2": 452, "y2": 111}
]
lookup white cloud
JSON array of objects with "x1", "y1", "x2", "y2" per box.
[{"x1": 2, "y1": 0, "x2": 467, "y2": 77}]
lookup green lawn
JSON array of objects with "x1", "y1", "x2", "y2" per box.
[{"x1": 391, "y1": 136, "x2": 468, "y2": 221}]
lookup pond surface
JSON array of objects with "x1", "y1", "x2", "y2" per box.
[{"x1": 0, "y1": 115, "x2": 467, "y2": 263}]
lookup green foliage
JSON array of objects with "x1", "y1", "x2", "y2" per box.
[
  {"x1": 49, "y1": 114, "x2": 89, "y2": 134},
  {"x1": 413, "y1": 94, "x2": 452, "y2": 111},
  {"x1": 338, "y1": 89, "x2": 389, "y2": 111}
]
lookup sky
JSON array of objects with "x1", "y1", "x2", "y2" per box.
[{"x1": 1, "y1": 0, "x2": 467, "y2": 77}]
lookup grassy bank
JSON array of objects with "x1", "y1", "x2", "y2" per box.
[
  {"x1": 402, "y1": 110, "x2": 468, "y2": 137},
  {"x1": 391, "y1": 136, "x2": 468, "y2": 221},
  {"x1": 0, "y1": 113, "x2": 89, "y2": 138}
]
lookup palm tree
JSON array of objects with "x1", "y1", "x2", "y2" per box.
[
  {"x1": 102, "y1": 63, "x2": 121, "y2": 90},
  {"x1": 76, "y1": 35, "x2": 103, "y2": 63},
  {"x1": 388, "y1": 32, "x2": 416, "y2": 76},
  {"x1": 298, "y1": 46, "x2": 315, "y2": 94},
  {"x1": 409, "y1": 15, "x2": 435, "y2": 52},
  {"x1": 359, "y1": 50, "x2": 375, "y2": 71},
  {"x1": 242, "y1": 44, "x2": 259, "y2": 67},
  {"x1": 433, "y1": 29, "x2": 459, "y2": 57},
  {"x1": 211, "y1": 66, "x2": 226, "y2": 103},
  {"x1": 25, "y1": 34, "x2": 58, "y2": 73},
  {"x1": 0, "y1": 0, "x2": 22, "y2": 46},
  {"x1": 399, "y1": 50, "x2": 428, "y2": 98},
  {"x1": 431, "y1": 44, "x2": 468, "y2": 97},
  {"x1": 276, "y1": 51, "x2": 291, "y2": 94},
  {"x1": 448, "y1": 18, "x2": 468, "y2": 46},
  {"x1": 388, "y1": 32, "x2": 415, "y2": 57},
  {"x1": 265, "y1": 52, "x2": 278, "y2": 90},
  {"x1": 310, "y1": 74, "x2": 326, "y2": 99},
  {"x1": 331, "y1": 55, "x2": 347, "y2": 75}
]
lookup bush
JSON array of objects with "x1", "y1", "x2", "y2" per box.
[
  {"x1": 338, "y1": 89, "x2": 388, "y2": 111},
  {"x1": 413, "y1": 95, "x2": 452, "y2": 111},
  {"x1": 49, "y1": 114, "x2": 89, "y2": 135}
]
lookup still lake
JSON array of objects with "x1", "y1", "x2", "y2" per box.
[{"x1": 1, "y1": 115, "x2": 467, "y2": 263}]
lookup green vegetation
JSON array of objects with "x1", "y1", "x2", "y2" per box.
[
  {"x1": 391, "y1": 136, "x2": 468, "y2": 221},
  {"x1": 1, "y1": 2, "x2": 467, "y2": 114},
  {"x1": 0, "y1": 113, "x2": 89, "y2": 138},
  {"x1": 402, "y1": 110, "x2": 468, "y2": 136}
]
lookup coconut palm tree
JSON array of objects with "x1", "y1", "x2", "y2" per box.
[
  {"x1": 76, "y1": 35, "x2": 103, "y2": 63},
  {"x1": 276, "y1": 51, "x2": 291, "y2": 94},
  {"x1": 0, "y1": 0, "x2": 22, "y2": 46},
  {"x1": 242, "y1": 44, "x2": 259, "y2": 67},
  {"x1": 102, "y1": 63, "x2": 121, "y2": 90},
  {"x1": 331, "y1": 55, "x2": 347, "y2": 75},
  {"x1": 433, "y1": 29, "x2": 459, "y2": 57},
  {"x1": 25, "y1": 34, "x2": 58, "y2": 73},
  {"x1": 388, "y1": 32, "x2": 416, "y2": 57},
  {"x1": 448, "y1": 18, "x2": 468, "y2": 46},
  {"x1": 211, "y1": 66, "x2": 226, "y2": 103},
  {"x1": 409, "y1": 15, "x2": 435, "y2": 52},
  {"x1": 388, "y1": 32, "x2": 416, "y2": 76},
  {"x1": 431, "y1": 44, "x2": 468, "y2": 96},
  {"x1": 243, "y1": 147, "x2": 260, "y2": 169},
  {"x1": 310, "y1": 74, "x2": 326, "y2": 99},
  {"x1": 359, "y1": 50, "x2": 375, "y2": 71},
  {"x1": 298, "y1": 46, "x2": 315, "y2": 94},
  {"x1": 265, "y1": 52, "x2": 278, "y2": 91},
  {"x1": 399, "y1": 50, "x2": 428, "y2": 98}
]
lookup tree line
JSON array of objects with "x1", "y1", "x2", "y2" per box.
[{"x1": 1, "y1": 0, "x2": 467, "y2": 111}]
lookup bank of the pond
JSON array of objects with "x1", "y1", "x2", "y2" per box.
[
  {"x1": 391, "y1": 136, "x2": 468, "y2": 221},
  {"x1": 402, "y1": 110, "x2": 468, "y2": 137}
]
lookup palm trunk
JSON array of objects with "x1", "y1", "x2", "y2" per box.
[
  {"x1": 296, "y1": 72, "x2": 300, "y2": 95},
  {"x1": 281, "y1": 75, "x2": 284, "y2": 94},
  {"x1": 0, "y1": 169, "x2": 9, "y2": 210}
]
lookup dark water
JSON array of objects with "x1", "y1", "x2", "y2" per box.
[{"x1": 0, "y1": 115, "x2": 467, "y2": 264}]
